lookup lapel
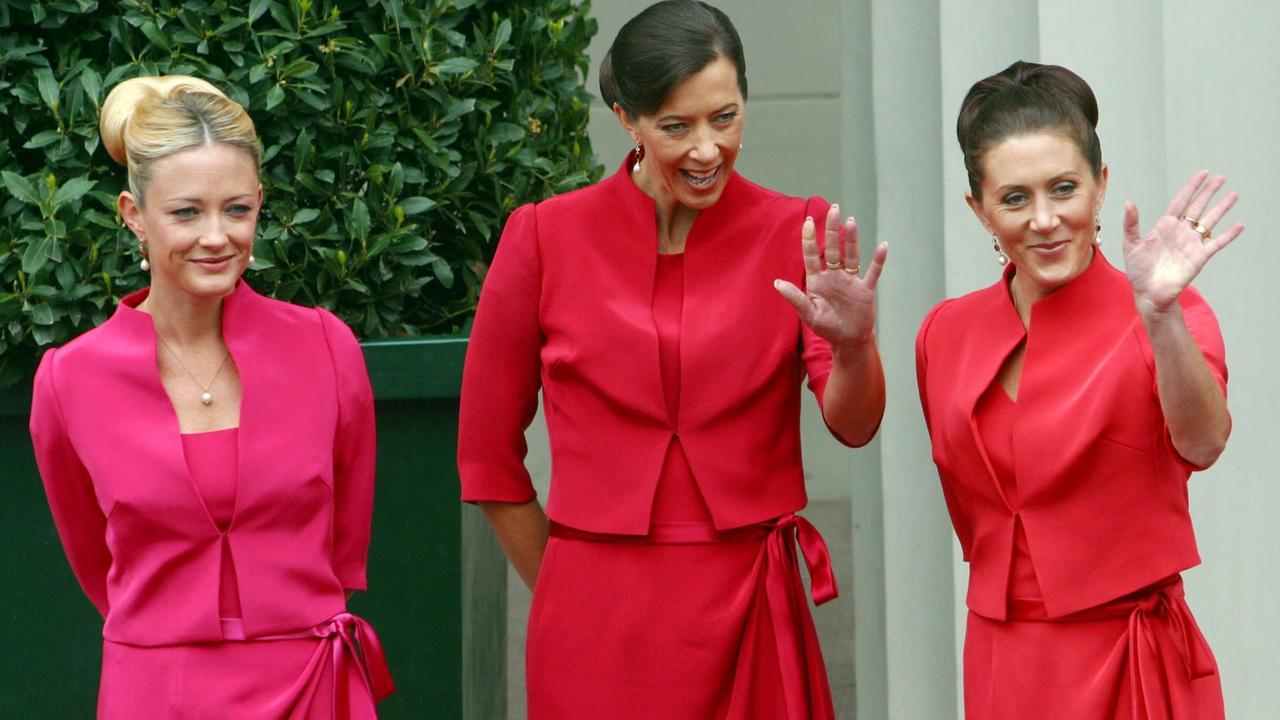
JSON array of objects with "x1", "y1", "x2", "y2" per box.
[
  {"x1": 1013, "y1": 249, "x2": 1139, "y2": 491},
  {"x1": 953, "y1": 265, "x2": 1027, "y2": 508}
]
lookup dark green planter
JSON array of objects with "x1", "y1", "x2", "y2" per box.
[{"x1": 0, "y1": 335, "x2": 507, "y2": 718}]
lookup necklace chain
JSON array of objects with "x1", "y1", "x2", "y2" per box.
[{"x1": 156, "y1": 334, "x2": 230, "y2": 406}]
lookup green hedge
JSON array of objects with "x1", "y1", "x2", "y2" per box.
[{"x1": 0, "y1": 0, "x2": 602, "y2": 387}]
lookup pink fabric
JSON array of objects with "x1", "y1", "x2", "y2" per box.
[
  {"x1": 459, "y1": 152, "x2": 852, "y2": 534},
  {"x1": 30, "y1": 281, "x2": 391, "y2": 715},
  {"x1": 99, "y1": 613, "x2": 393, "y2": 719},
  {"x1": 525, "y1": 251, "x2": 836, "y2": 718},
  {"x1": 182, "y1": 427, "x2": 243, "y2": 620}
]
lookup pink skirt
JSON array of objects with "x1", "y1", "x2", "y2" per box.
[
  {"x1": 97, "y1": 613, "x2": 393, "y2": 719},
  {"x1": 526, "y1": 514, "x2": 837, "y2": 720},
  {"x1": 964, "y1": 576, "x2": 1223, "y2": 719}
]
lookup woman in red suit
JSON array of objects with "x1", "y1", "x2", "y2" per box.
[
  {"x1": 916, "y1": 61, "x2": 1243, "y2": 719},
  {"x1": 458, "y1": 1, "x2": 887, "y2": 717},
  {"x1": 29, "y1": 75, "x2": 392, "y2": 718}
]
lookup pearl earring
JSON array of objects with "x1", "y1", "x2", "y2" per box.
[
  {"x1": 139, "y1": 244, "x2": 150, "y2": 272},
  {"x1": 992, "y1": 234, "x2": 1009, "y2": 266},
  {"x1": 632, "y1": 139, "x2": 643, "y2": 172},
  {"x1": 1094, "y1": 214, "x2": 1102, "y2": 245},
  {"x1": 248, "y1": 254, "x2": 256, "y2": 265}
]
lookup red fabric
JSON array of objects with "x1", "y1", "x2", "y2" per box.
[
  {"x1": 965, "y1": 577, "x2": 1223, "y2": 719},
  {"x1": 458, "y1": 153, "x2": 849, "y2": 533},
  {"x1": 523, "y1": 247, "x2": 836, "y2": 718},
  {"x1": 533, "y1": 517, "x2": 836, "y2": 720},
  {"x1": 30, "y1": 281, "x2": 391, "y2": 715},
  {"x1": 973, "y1": 385, "x2": 1043, "y2": 602},
  {"x1": 915, "y1": 249, "x2": 1228, "y2": 619}
]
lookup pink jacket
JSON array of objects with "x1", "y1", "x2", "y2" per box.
[{"x1": 30, "y1": 281, "x2": 376, "y2": 645}]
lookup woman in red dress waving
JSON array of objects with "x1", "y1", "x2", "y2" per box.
[
  {"x1": 459, "y1": 2, "x2": 888, "y2": 717},
  {"x1": 917, "y1": 60, "x2": 1241, "y2": 719}
]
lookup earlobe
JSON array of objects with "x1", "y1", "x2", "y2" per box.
[
  {"x1": 118, "y1": 191, "x2": 144, "y2": 239},
  {"x1": 964, "y1": 191, "x2": 990, "y2": 233}
]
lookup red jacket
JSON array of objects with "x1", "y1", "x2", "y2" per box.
[
  {"x1": 915, "y1": 250, "x2": 1227, "y2": 619},
  {"x1": 458, "y1": 159, "x2": 848, "y2": 533}
]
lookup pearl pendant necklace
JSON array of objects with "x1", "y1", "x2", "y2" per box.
[{"x1": 156, "y1": 334, "x2": 230, "y2": 407}]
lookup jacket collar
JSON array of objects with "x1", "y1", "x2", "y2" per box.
[
  {"x1": 112, "y1": 279, "x2": 260, "y2": 342},
  {"x1": 607, "y1": 149, "x2": 749, "y2": 251}
]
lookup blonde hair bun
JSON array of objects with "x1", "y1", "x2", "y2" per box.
[
  {"x1": 100, "y1": 75, "x2": 227, "y2": 166},
  {"x1": 97, "y1": 74, "x2": 259, "y2": 203}
]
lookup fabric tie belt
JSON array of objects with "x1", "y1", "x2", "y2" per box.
[
  {"x1": 551, "y1": 513, "x2": 839, "y2": 719},
  {"x1": 1008, "y1": 576, "x2": 1217, "y2": 719},
  {"x1": 259, "y1": 611, "x2": 396, "y2": 719}
]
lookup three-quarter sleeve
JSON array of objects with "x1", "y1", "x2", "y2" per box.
[
  {"x1": 457, "y1": 203, "x2": 543, "y2": 504},
  {"x1": 29, "y1": 348, "x2": 112, "y2": 617},
  {"x1": 318, "y1": 308, "x2": 377, "y2": 590}
]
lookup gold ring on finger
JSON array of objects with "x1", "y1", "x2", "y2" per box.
[
  {"x1": 842, "y1": 264, "x2": 860, "y2": 275},
  {"x1": 1178, "y1": 215, "x2": 1212, "y2": 240},
  {"x1": 825, "y1": 260, "x2": 842, "y2": 270}
]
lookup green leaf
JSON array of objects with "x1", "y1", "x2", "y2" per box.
[
  {"x1": 139, "y1": 21, "x2": 173, "y2": 52},
  {"x1": 399, "y1": 196, "x2": 436, "y2": 215},
  {"x1": 248, "y1": 0, "x2": 270, "y2": 23},
  {"x1": 2, "y1": 171, "x2": 41, "y2": 206},
  {"x1": 431, "y1": 257, "x2": 455, "y2": 289},
  {"x1": 494, "y1": 18, "x2": 512, "y2": 51},
  {"x1": 22, "y1": 236, "x2": 55, "y2": 274},
  {"x1": 347, "y1": 198, "x2": 370, "y2": 242},
  {"x1": 435, "y1": 57, "x2": 479, "y2": 75},
  {"x1": 442, "y1": 97, "x2": 476, "y2": 122},
  {"x1": 80, "y1": 67, "x2": 102, "y2": 106},
  {"x1": 487, "y1": 122, "x2": 525, "y2": 144},
  {"x1": 34, "y1": 68, "x2": 59, "y2": 109},
  {"x1": 265, "y1": 84, "x2": 285, "y2": 110},
  {"x1": 292, "y1": 208, "x2": 320, "y2": 224},
  {"x1": 23, "y1": 130, "x2": 64, "y2": 149},
  {"x1": 30, "y1": 304, "x2": 55, "y2": 326},
  {"x1": 51, "y1": 177, "x2": 96, "y2": 209}
]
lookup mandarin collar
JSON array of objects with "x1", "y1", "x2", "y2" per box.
[
  {"x1": 611, "y1": 148, "x2": 745, "y2": 223},
  {"x1": 1003, "y1": 246, "x2": 1124, "y2": 323},
  {"x1": 112, "y1": 279, "x2": 256, "y2": 339}
]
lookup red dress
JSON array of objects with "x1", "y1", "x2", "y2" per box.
[
  {"x1": 962, "y1": 378, "x2": 1224, "y2": 720},
  {"x1": 526, "y1": 254, "x2": 836, "y2": 719}
]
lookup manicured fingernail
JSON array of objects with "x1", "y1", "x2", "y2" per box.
[{"x1": 773, "y1": 279, "x2": 782, "y2": 290}]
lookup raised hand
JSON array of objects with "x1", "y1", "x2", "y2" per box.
[
  {"x1": 1122, "y1": 171, "x2": 1244, "y2": 316},
  {"x1": 774, "y1": 204, "x2": 888, "y2": 348}
]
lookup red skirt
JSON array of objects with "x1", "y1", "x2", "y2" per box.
[
  {"x1": 964, "y1": 576, "x2": 1223, "y2": 719},
  {"x1": 526, "y1": 515, "x2": 838, "y2": 720}
]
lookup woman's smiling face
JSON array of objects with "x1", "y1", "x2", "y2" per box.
[
  {"x1": 618, "y1": 56, "x2": 745, "y2": 212},
  {"x1": 968, "y1": 131, "x2": 1108, "y2": 300},
  {"x1": 120, "y1": 142, "x2": 262, "y2": 302}
]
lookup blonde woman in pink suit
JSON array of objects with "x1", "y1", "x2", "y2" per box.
[{"x1": 28, "y1": 75, "x2": 393, "y2": 718}]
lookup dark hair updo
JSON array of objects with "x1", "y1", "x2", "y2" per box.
[
  {"x1": 599, "y1": 0, "x2": 748, "y2": 119},
  {"x1": 956, "y1": 60, "x2": 1102, "y2": 199}
]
